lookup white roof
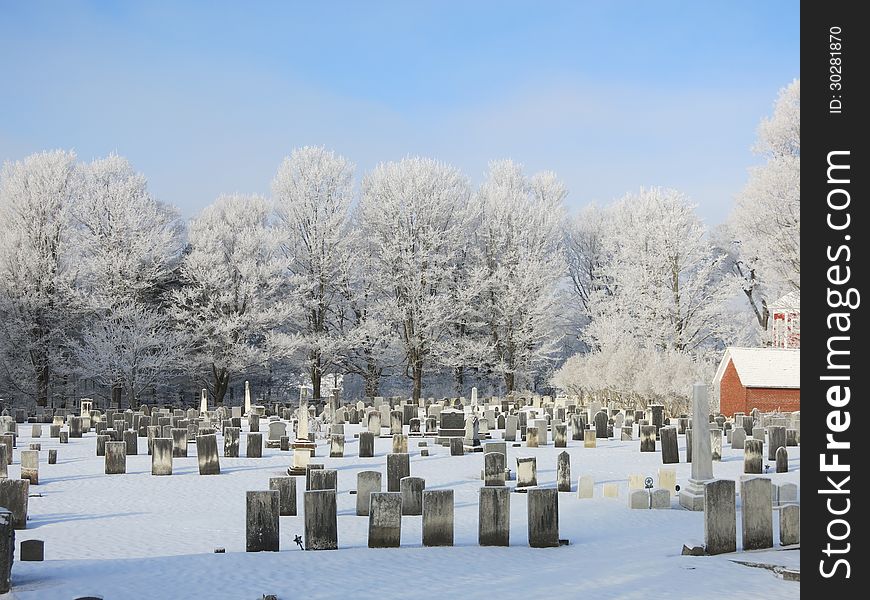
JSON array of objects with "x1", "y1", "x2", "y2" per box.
[
  {"x1": 770, "y1": 291, "x2": 800, "y2": 311},
  {"x1": 713, "y1": 347, "x2": 800, "y2": 389}
]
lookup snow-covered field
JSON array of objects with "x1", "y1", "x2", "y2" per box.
[{"x1": 7, "y1": 422, "x2": 799, "y2": 600}]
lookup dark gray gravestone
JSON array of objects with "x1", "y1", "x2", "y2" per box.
[
  {"x1": 0, "y1": 508, "x2": 13, "y2": 593},
  {"x1": 196, "y1": 434, "x2": 221, "y2": 475},
  {"x1": 368, "y1": 492, "x2": 402, "y2": 548},
  {"x1": 245, "y1": 490, "x2": 279, "y2": 552},
  {"x1": 224, "y1": 427, "x2": 240, "y2": 457},
  {"x1": 556, "y1": 451, "x2": 571, "y2": 492},
  {"x1": 386, "y1": 453, "x2": 410, "y2": 492},
  {"x1": 741, "y1": 477, "x2": 773, "y2": 550},
  {"x1": 767, "y1": 426, "x2": 786, "y2": 460},
  {"x1": 639, "y1": 425, "x2": 657, "y2": 452},
  {"x1": 660, "y1": 426, "x2": 679, "y2": 464},
  {"x1": 703, "y1": 480, "x2": 736, "y2": 555},
  {"x1": 359, "y1": 431, "x2": 374, "y2": 458},
  {"x1": 479, "y1": 486, "x2": 510, "y2": 546},
  {"x1": 20, "y1": 538, "x2": 43, "y2": 561},
  {"x1": 744, "y1": 439, "x2": 763, "y2": 474},
  {"x1": 400, "y1": 476, "x2": 425, "y2": 515},
  {"x1": 269, "y1": 476, "x2": 297, "y2": 516},
  {"x1": 527, "y1": 488, "x2": 559, "y2": 548},
  {"x1": 151, "y1": 438, "x2": 173, "y2": 476},
  {"x1": 422, "y1": 489, "x2": 454, "y2": 547},
  {"x1": 356, "y1": 471, "x2": 381, "y2": 516},
  {"x1": 304, "y1": 489, "x2": 338, "y2": 550}
]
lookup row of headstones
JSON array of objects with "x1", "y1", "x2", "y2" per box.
[
  {"x1": 638, "y1": 424, "x2": 796, "y2": 472},
  {"x1": 703, "y1": 477, "x2": 800, "y2": 555},
  {"x1": 247, "y1": 480, "x2": 561, "y2": 551}
]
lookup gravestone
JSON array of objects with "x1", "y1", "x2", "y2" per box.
[
  {"x1": 752, "y1": 427, "x2": 765, "y2": 441},
  {"x1": 367, "y1": 412, "x2": 381, "y2": 435},
  {"x1": 741, "y1": 477, "x2": 773, "y2": 550},
  {"x1": 556, "y1": 451, "x2": 571, "y2": 492},
  {"x1": 20, "y1": 450, "x2": 38, "y2": 485},
  {"x1": 504, "y1": 415, "x2": 518, "y2": 441},
  {"x1": 48, "y1": 449, "x2": 57, "y2": 464},
  {"x1": 359, "y1": 431, "x2": 375, "y2": 458},
  {"x1": 703, "y1": 479, "x2": 736, "y2": 555},
  {"x1": 105, "y1": 441, "x2": 126, "y2": 474},
  {"x1": 533, "y1": 419, "x2": 548, "y2": 446},
  {"x1": 246, "y1": 490, "x2": 279, "y2": 552},
  {"x1": 386, "y1": 453, "x2": 410, "y2": 492},
  {"x1": 516, "y1": 456, "x2": 537, "y2": 487},
  {"x1": 304, "y1": 490, "x2": 338, "y2": 550},
  {"x1": 479, "y1": 486, "x2": 510, "y2": 546},
  {"x1": 356, "y1": 471, "x2": 382, "y2": 516},
  {"x1": 577, "y1": 475, "x2": 594, "y2": 499},
  {"x1": 422, "y1": 489, "x2": 454, "y2": 547},
  {"x1": 196, "y1": 434, "x2": 221, "y2": 475},
  {"x1": 449, "y1": 437, "x2": 464, "y2": 456},
  {"x1": 246, "y1": 433, "x2": 263, "y2": 458},
  {"x1": 123, "y1": 430, "x2": 138, "y2": 455},
  {"x1": 776, "y1": 446, "x2": 789, "y2": 473},
  {"x1": 553, "y1": 424, "x2": 567, "y2": 448},
  {"x1": 96, "y1": 434, "x2": 108, "y2": 457},
  {"x1": 0, "y1": 508, "x2": 12, "y2": 593},
  {"x1": 390, "y1": 411, "x2": 403, "y2": 435},
  {"x1": 151, "y1": 438, "x2": 173, "y2": 475},
  {"x1": 660, "y1": 426, "x2": 679, "y2": 464},
  {"x1": 0, "y1": 480, "x2": 28, "y2": 529},
  {"x1": 330, "y1": 434, "x2": 345, "y2": 458},
  {"x1": 248, "y1": 413, "x2": 260, "y2": 433},
  {"x1": 594, "y1": 411, "x2": 608, "y2": 438},
  {"x1": 269, "y1": 476, "x2": 297, "y2": 516},
  {"x1": 679, "y1": 383, "x2": 713, "y2": 511},
  {"x1": 744, "y1": 439, "x2": 763, "y2": 474},
  {"x1": 780, "y1": 504, "x2": 800, "y2": 546},
  {"x1": 731, "y1": 428, "x2": 746, "y2": 449},
  {"x1": 640, "y1": 425, "x2": 657, "y2": 452},
  {"x1": 603, "y1": 483, "x2": 619, "y2": 498},
  {"x1": 526, "y1": 426, "x2": 539, "y2": 448},
  {"x1": 785, "y1": 428, "x2": 798, "y2": 446},
  {"x1": 658, "y1": 468, "x2": 676, "y2": 496},
  {"x1": 69, "y1": 416, "x2": 83, "y2": 438},
  {"x1": 171, "y1": 428, "x2": 188, "y2": 457},
  {"x1": 650, "y1": 488, "x2": 670, "y2": 509},
  {"x1": 528, "y1": 488, "x2": 559, "y2": 547},
  {"x1": 485, "y1": 452, "x2": 506, "y2": 486},
  {"x1": 583, "y1": 430, "x2": 596, "y2": 448},
  {"x1": 20, "y1": 539, "x2": 44, "y2": 561},
  {"x1": 224, "y1": 427, "x2": 240, "y2": 457},
  {"x1": 309, "y1": 469, "x2": 337, "y2": 491},
  {"x1": 710, "y1": 429, "x2": 722, "y2": 461},
  {"x1": 400, "y1": 476, "x2": 425, "y2": 515},
  {"x1": 629, "y1": 489, "x2": 648, "y2": 509},
  {"x1": 392, "y1": 434, "x2": 408, "y2": 454},
  {"x1": 767, "y1": 426, "x2": 786, "y2": 460},
  {"x1": 368, "y1": 492, "x2": 402, "y2": 548}
]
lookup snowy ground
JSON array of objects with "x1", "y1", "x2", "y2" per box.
[{"x1": 6, "y1": 422, "x2": 799, "y2": 599}]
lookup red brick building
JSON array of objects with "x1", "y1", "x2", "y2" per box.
[{"x1": 713, "y1": 347, "x2": 800, "y2": 416}]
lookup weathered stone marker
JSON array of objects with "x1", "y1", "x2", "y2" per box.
[
  {"x1": 309, "y1": 469, "x2": 338, "y2": 491},
  {"x1": 0, "y1": 480, "x2": 28, "y2": 529},
  {"x1": 659, "y1": 426, "x2": 679, "y2": 464},
  {"x1": 767, "y1": 426, "x2": 786, "y2": 460},
  {"x1": 527, "y1": 488, "x2": 559, "y2": 548},
  {"x1": 246, "y1": 490, "x2": 279, "y2": 552},
  {"x1": 124, "y1": 429, "x2": 138, "y2": 455},
  {"x1": 151, "y1": 438, "x2": 173, "y2": 476},
  {"x1": 449, "y1": 437, "x2": 464, "y2": 456},
  {"x1": 775, "y1": 446, "x2": 789, "y2": 473},
  {"x1": 556, "y1": 451, "x2": 571, "y2": 492},
  {"x1": 48, "y1": 449, "x2": 57, "y2": 464},
  {"x1": 639, "y1": 425, "x2": 657, "y2": 452},
  {"x1": 516, "y1": 456, "x2": 538, "y2": 487},
  {"x1": 171, "y1": 428, "x2": 188, "y2": 457},
  {"x1": 679, "y1": 383, "x2": 714, "y2": 511},
  {"x1": 329, "y1": 434, "x2": 345, "y2": 458},
  {"x1": 583, "y1": 429, "x2": 596, "y2": 448},
  {"x1": 479, "y1": 486, "x2": 510, "y2": 546},
  {"x1": 20, "y1": 450, "x2": 39, "y2": 485},
  {"x1": 710, "y1": 429, "x2": 722, "y2": 461},
  {"x1": 741, "y1": 477, "x2": 773, "y2": 550},
  {"x1": 304, "y1": 489, "x2": 338, "y2": 550},
  {"x1": 780, "y1": 504, "x2": 800, "y2": 546},
  {"x1": 358, "y1": 430, "x2": 375, "y2": 458},
  {"x1": 577, "y1": 475, "x2": 594, "y2": 499},
  {"x1": 484, "y1": 452, "x2": 506, "y2": 486},
  {"x1": 20, "y1": 539, "x2": 44, "y2": 561},
  {"x1": 196, "y1": 434, "x2": 221, "y2": 475},
  {"x1": 703, "y1": 479, "x2": 736, "y2": 555},
  {"x1": 269, "y1": 476, "x2": 297, "y2": 516},
  {"x1": 105, "y1": 441, "x2": 127, "y2": 475},
  {"x1": 731, "y1": 427, "x2": 746, "y2": 449},
  {"x1": 247, "y1": 432, "x2": 263, "y2": 458},
  {"x1": 743, "y1": 439, "x2": 763, "y2": 474},
  {"x1": 0, "y1": 508, "x2": 12, "y2": 593},
  {"x1": 553, "y1": 424, "x2": 567, "y2": 448},
  {"x1": 368, "y1": 492, "x2": 402, "y2": 548},
  {"x1": 400, "y1": 476, "x2": 425, "y2": 515},
  {"x1": 356, "y1": 471, "x2": 382, "y2": 516},
  {"x1": 392, "y1": 433, "x2": 408, "y2": 454},
  {"x1": 224, "y1": 426, "x2": 240, "y2": 457},
  {"x1": 422, "y1": 489, "x2": 454, "y2": 547},
  {"x1": 386, "y1": 453, "x2": 410, "y2": 492}
]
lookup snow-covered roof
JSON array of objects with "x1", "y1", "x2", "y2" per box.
[
  {"x1": 770, "y1": 291, "x2": 800, "y2": 312},
  {"x1": 713, "y1": 346, "x2": 800, "y2": 389}
]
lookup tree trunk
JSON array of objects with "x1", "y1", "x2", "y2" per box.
[
  {"x1": 364, "y1": 359, "x2": 381, "y2": 398},
  {"x1": 212, "y1": 365, "x2": 230, "y2": 405},
  {"x1": 310, "y1": 350, "x2": 323, "y2": 400},
  {"x1": 454, "y1": 366, "x2": 464, "y2": 395},
  {"x1": 36, "y1": 360, "x2": 49, "y2": 407},
  {"x1": 412, "y1": 360, "x2": 423, "y2": 402},
  {"x1": 504, "y1": 371, "x2": 515, "y2": 394}
]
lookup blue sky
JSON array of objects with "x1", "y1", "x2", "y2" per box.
[{"x1": 0, "y1": 1, "x2": 799, "y2": 224}]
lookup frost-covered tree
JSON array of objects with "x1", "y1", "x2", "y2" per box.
[
  {"x1": 70, "y1": 303, "x2": 187, "y2": 405},
  {"x1": 585, "y1": 187, "x2": 733, "y2": 353},
  {"x1": 173, "y1": 194, "x2": 290, "y2": 404},
  {"x1": 69, "y1": 155, "x2": 185, "y2": 406},
  {"x1": 730, "y1": 79, "x2": 800, "y2": 315},
  {"x1": 565, "y1": 203, "x2": 611, "y2": 317},
  {"x1": 358, "y1": 158, "x2": 474, "y2": 401},
  {"x1": 0, "y1": 150, "x2": 79, "y2": 406},
  {"x1": 478, "y1": 161, "x2": 566, "y2": 392},
  {"x1": 272, "y1": 147, "x2": 355, "y2": 400}
]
